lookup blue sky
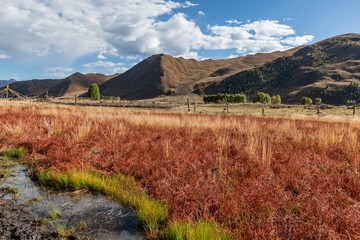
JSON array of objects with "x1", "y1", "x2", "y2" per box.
[{"x1": 0, "y1": 0, "x2": 359, "y2": 80}]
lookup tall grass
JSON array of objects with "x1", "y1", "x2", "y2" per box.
[
  {"x1": 35, "y1": 170, "x2": 168, "y2": 235},
  {"x1": 2, "y1": 146, "x2": 28, "y2": 159},
  {"x1": 1, "y1": 102, "x2": 360, "y2": 239},
  {"x1": 164, "y1": 221, "x2": 230, "y2": 240}
]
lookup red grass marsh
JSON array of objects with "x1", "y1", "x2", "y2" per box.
[{"x1": 1, "y1": 101, "x2": 360, "y2": 239}]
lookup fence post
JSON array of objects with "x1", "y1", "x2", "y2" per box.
[
  {"x1": 227, "y1": 103, "x2": 229, "y2": 113},
  {"x1": 75, "y1": 95, "x2": 77, "y2": 105},
  {"x1": 353, "y1": 102, "x2": 356, "y2": 116},
  {"x1": 193, "y1": 102, "x2": 197, "y2": 113},
  {"x1": 187, "y1": 98, "x2": 191, "y2": 113},
  {"x1": 262, "y1": 107, "x2": 265, "y2": 116},
  {"x1": 317, "y1": 105, "x2": 320, "y2": 117}
]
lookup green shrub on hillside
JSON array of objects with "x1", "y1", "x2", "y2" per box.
[
  {"x1": 203, "y1": 93, "x2": 247, "y2": 103},
  {"x1": 301, "y1": 97, "x2": 313, "y2": 105},
  {"x1": 314, "y1": 97, "x2": 322, "y2": 105},
  {"x1": 253, "y1": 92, "x2": 271, "y2": 104},
  {"x1": 271, "y1": 95, "x2": 281, "y2": 104},
  {"x1": 88, "y1": 83, "x2": 100, "y2": 100}
]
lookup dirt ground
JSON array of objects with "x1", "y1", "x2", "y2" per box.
[{"x1": 0, "y1": 199, "x2": 64, "y2": 240}]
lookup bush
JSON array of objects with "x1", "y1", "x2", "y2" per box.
[
  {"x1": 87, "y1": 83, "x2": 100, "y2": 100},
  {"x1": 203, "y1": 93, "x2": 247, "y2": 103},
  {"x1": 314, "y1": 97, "x2": 322, "y2": 105},
  {"x1": 346, "y1": 100, "x2": 357, "y2": 107},
  {"x1": 301, "y1": 97, "x2": 313, "y2": 105},
  {"x1": 2, "y1": 147, "x2": 28, "y2": 159},
  {"x1": 253, "y1": 92, "x2": 271, "y2": 104},
  {"x1": 271, "y1": 95, "x2": 281, "y2": 104}
]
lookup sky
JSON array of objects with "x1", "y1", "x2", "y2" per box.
[{"x1": 0, "y1": 0, "x2": 359, "y2": 80}]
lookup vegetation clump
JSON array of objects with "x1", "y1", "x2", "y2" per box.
[
  {"x1": 301, "y1": 96, "x2": 313, "y2": 105},
  {"x1": 203, "y1": 93, "x2": 247, "y2": 103},
  {"x1": 314, "y1": 97, "x2": 322, "y2": 105},
  {"x1": 2, "y1": 146, "x2": 28, "y2": 159},
  {"x1": 87, "y1": 83, "x2": 100, "y2": 100},
  {"x1": 1, "y1": 103, "x2": 360, "y2": 239},
  {"x1": 271, "y1": 95, "x2": 281, "y2": 104},
  {"x1": 253, "y1": 92, "x2": 271, "y2": 104}
]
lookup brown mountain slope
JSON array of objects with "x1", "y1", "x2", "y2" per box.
[
  {"x1": 51, "y1": 72, "x2": 110, "y2": 97},
  {"x1": 6, "y1": 78, "x2": 63, "y2": 97},
  {"x1": 99, "y1": 50, "x2": 296, "y2": 99},
  {"x1": 203, "y1": 33, "x2": 360, "y2": 104},
  {"x1": 0, "y1": 79, "x2": 16, "y2": 88},
  {"x1": 5, "y1": 73, "x2": 111, "y2": 97}
]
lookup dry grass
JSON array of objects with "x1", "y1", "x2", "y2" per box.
[{"x1": 0, "y1": 101, "x2": 360, "y2": 239}]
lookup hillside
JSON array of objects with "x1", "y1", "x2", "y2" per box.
[
  {"x1": 203, "y1": 33, "x2": 360, "y2": 104},
  {"x1": 0, "y1": 79, "x2": 16, "y2": 88},
  {"x1": 5, "y1": 73, "x2": 112, "y2": 97},
  {"x1": 99, "y1": 50, "x2": 296, "y2": 99}
]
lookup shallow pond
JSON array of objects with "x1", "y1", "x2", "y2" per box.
[{"x1": 0, "y1": 165, "x2": 144, "y2": 240}]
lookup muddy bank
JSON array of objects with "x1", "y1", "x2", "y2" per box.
[
  {"x1": 0, "y1": 165, "x2": 143, "y2": 240},
  {"x1": 0, "y1": 199, "x2": 62, "y2": 240}
]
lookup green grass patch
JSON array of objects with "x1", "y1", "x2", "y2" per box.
[
  {"x1": 54, "y1": 224, "x2": 75, "y2": 238},
  {"x1": 2, "y1": 146, "x2": 28, "y2": 159},
  {"x1": 35, "y1": 170, "x2": 168, "y2": 236},
  {"x1": 164, "y1": 220, "x2": 231, "y2": 240},
  {"x1": 48, "y1": 205, "x2": 62, "y2": 219}
]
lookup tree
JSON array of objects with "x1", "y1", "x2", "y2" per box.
[
  {"x1": 271, "y1": 95, "x2": 281, "y2": 104},
  {"x1": 314, "y1": 97, "x2": 322, "y2": 105},
  {"x1": 253, "y1": 92, "x2": 271, "y2": 104},
  {"x1": 301, "y1": 96, "x2": 313, "y2": 105},
  {"x1": 88, "y1": 83, "x2": 100, "y2": 100}
]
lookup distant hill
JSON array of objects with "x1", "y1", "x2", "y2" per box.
[
  {"x1": 0, "y1": 79, "x2": 16, "y2": 88},
  {"x1": 202, "y1": 33, "x2": 360, "y2": 104},
  {"x1": 4, "y1": 33, "x2": 360, "y2": 104},
  {"x1": 99, "y1": 50, "x2": 296, "y2": 100},
  {"x1": 5, "y1": 73, "x2": 114, "y2": 97}
]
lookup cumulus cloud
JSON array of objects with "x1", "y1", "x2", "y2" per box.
[
  {"x1": 202, "y1": 20, "x2": 313, "y2": 54},
  {"x1": 0, "y1": 0, "x2": 313, "y2": 65}
]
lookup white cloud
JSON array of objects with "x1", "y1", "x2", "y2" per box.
[
  {"x1": 45, "y1": 67, "x2": 74, "y2": 78},
  {"x1": 83, "y1": 60, "x2": 128, "y2": 74},
  {"x1": 112, "y1": 67, "x2": 129, "y2": 74},
  {"x1": 282, "y1": 35, "x2": 314, "y2": 46},
  {"x1": 225, "y1": 19, "x2": 242, "y2": 25},
  {"x1": 0, "y1": 0, "x2": 313, "y2": 65},
  {"x1": 0, "y1": 54, "x2": 11, "y2": 59},
  {"x1": 198, "y1": 11, "x2": 205, "y2": 16},
  {"x1": 83, "y1": 61, "x2": 124, "y2": 68},
  {"x1": 183, "y1": 1, "x2": 199, "y2": 7},
  {"x1": 202, "y1": 20, "x2": 313, "y2": 54}
]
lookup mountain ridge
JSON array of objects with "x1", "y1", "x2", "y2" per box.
[
  {"x1": 2, "y1": 33, "x2": 360, "y2": 104},
  {"x1": 202, "y1": 33, "x2": 360, "y2": 104},
  {"x1": 99, "y1": 48, "x2": 297, "y2": 99},
  {"x1": 4, "y1": 73, "x2": 115, "y2": 97}
]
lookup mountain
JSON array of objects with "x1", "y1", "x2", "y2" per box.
[
  {"x1": 202, "y1": 33, "x2": 360, "y2": 104},
  {"x1": 0, "y1": 79, "x2": 16, "y2": 88},
  {"x1": 5, "y1": 73, "x2": 113, "y2": 97},
  {"x1": 4, "y1": 33, "x2": 359, "y2": 104},
  {"x1": 99, "y1": 50, "x2": 296, "y2": 100}
]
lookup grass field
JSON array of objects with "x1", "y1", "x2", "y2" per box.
[{"x1": 0, "y1": 100, "x2": 360, "y2": 239}]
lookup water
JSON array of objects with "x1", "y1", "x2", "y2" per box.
[{"x1": 0, "y1": 165, "x2": 144, "y2": 240}]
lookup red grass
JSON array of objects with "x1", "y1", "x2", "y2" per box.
[{"x1": 1, "y1": 103, "x2": 360, "y2": 239}]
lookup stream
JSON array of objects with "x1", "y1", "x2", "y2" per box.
[{"x1": 0, "y1": 165, "x2": 144, "y2": 240}]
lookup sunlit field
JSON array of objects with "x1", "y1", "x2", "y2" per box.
[{"x1": 1, "y1": 101, "x2": 360, "y2": 239}]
